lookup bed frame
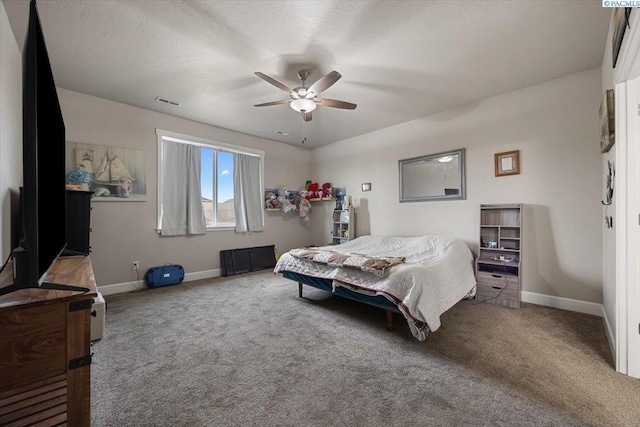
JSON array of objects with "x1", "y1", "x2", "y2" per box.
[{"x1": 283, "y1": 271, "x2": 402, "y2": 331}]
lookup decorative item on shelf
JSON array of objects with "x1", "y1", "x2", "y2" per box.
[
  {"x1": 298, "y1": 189, "x2": 311, "y2": 221},
  {"x1": 344, "y1": 195, "x2": 352, "y2": 209},
  {"x1": 494, "y1": 150, "x2": 520, "y2": 177},
  {"x1": 277, "y1": 186, "x2": 296, "y2": 213},
  {"x1": 289, "y1": 189, "x2": 300, "y2": 207},
  {"x1": 306, "y1": 182, "x2": 319, "y2": 199},
  {"x1": 264, "y1": 190, "x2": 281, "y2": 210},
  {"x1": 362, "y1": 182, "x2": 371, "y2": 192},
  {"x1": 321, "y1": 182, "x2": 332, "y2": 198},
  {"x1": 67, "y1": 169, "x2": 95, "y2": 192},
  {"x1": 335, "y1": 187, "x2": 347, "y2": 210},
  {"x1": 600, "y1": 89, "x2": 615, "y2": 153}
]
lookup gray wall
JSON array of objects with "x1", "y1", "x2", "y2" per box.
[
  {"x1": 58, "y1": 88, "x2": 312, "y2": 286},
  {"x1": 0, "y1": 1, "x2": 22, "y2": 261},
  {"x1": 311, "y1": 68, "x2": 603, "y2": 304},
  {"x1": 600, "y1": 9, "x2": 617, "y2": 342}
]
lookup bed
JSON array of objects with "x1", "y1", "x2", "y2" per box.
[{"x1": 274, "y1": 235, "x2": 477, "y2": 340}]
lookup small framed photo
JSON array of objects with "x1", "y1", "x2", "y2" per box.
[
  {"x1": 361, "y1": 182, "x2": 371, "y2": 192},
  {"x1": 494, "y1": 150, "x2": 520, "y2": 177}
]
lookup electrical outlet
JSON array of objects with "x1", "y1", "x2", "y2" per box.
[{"x1": 132, "y1": 261, "x2": 139, "y2": 270}]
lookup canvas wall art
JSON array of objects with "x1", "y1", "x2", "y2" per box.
[
  {"x1": 612, "y1": 8, "x2": 631, "y2": 68},
  {"x1": 65, "y1": 142, "x2": 146, "y2": 201},
  {"x1": 600, "y1": 89, "x2": 615, "y2": 153}
]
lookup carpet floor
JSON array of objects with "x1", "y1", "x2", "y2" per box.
[{"x1": 92, "y1": 271, "x2": 640, "y2": 426}]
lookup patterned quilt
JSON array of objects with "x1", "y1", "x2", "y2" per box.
[
  {"x1": 288, "y1": 248, "x2": 405, "y2": 278},
  {"x1": 274, "y1": 235, "x2": 477, "y2": 341}
]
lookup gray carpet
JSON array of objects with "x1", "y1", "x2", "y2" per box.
[{"x1": 92, "y1": 272, "x2": 640, "y2": 426}]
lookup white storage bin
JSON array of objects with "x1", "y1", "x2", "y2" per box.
[{"x1": 91, "y1": 292, "x2": 106, "y2": 341}]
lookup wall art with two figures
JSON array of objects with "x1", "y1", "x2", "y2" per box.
[{"x1": 65, "y1": 142, "x2": 146, "y2": 201}]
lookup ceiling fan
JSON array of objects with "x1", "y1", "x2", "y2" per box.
[{"x1": 253, "y1": 69, "x2": 357, "y2": 122}]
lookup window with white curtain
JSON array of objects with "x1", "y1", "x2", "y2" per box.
[
  {"x1": 201, "y1": 148, "x2": 235, "y2": 227},
  {"x1": 156, "y1": 129, "x2": 265, "y2": 234}
]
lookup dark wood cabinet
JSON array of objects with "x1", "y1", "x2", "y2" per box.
[
  {"x1": 66, "y1": 190, "x2": 93, "y2": 255},
  {"x1": 0, "y1": 256, "x2": 97, "y2": 426}
]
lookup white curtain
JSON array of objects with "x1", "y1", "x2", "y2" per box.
[
  {"x1": 160, "y1": 140, "x2": 206, "y2": 236},
  {"x1": 233, "y1": 153, "x2": 264, "y2": 233}
]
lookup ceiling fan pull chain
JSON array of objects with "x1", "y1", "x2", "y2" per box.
[{"x1": 302, "y1": 114, "x2": 307, "y2": 144}]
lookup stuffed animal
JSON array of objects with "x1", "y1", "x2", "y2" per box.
[
  {"x1": 306, "y1": 182, "x2": 319, "y2": 199},
  {"x1": 298, "y1": 189, "x2": 311, "y2": 221},
  {"x1": 277, "y1": 186, "x2": 296, "y2": 213},
  {"x1": 321, "y1": 182, "x2": 332, "y2": 198},
  {"x1": 265, "y1": 192, "x2": 281, "y2": 210}
]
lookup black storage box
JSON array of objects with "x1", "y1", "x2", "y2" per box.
[{"x1": 220, "y1": 245, "x2": 276, "y2": 276}]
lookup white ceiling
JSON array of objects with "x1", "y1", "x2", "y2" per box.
[{"x1": 3, "y1": 0, "x2": 610, "y2": 149}]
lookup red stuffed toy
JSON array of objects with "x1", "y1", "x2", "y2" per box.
[
  {"x1": 321, "y1": 182, "x2": 332, "y2": 198},
  {"x1": 306, "y1": 182, "x2": 319, "y2": 199}
]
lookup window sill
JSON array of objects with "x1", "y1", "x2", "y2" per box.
[
  {"x1": 156, "y1": 226, "x2": 236, "y2": 234},
  {"x1": 206, "y1": 226, "x2": 235, "y2": 232}
]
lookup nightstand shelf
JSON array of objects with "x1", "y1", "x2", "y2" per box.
[{"x1": 476, "y1": 204, "x2": 522, "y2": 308}]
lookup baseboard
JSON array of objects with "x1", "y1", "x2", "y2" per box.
[
  {"x1": 99, "y1": 268, "x2": 221, "y2": 296},
  {"x1": 99, "y1": 280, "x2": 141, "y2": 296},
  {"x1": 602, "y1": 305, "x2": 616, "y2": 364},
  {"x1": 185, "y1": 269, "x2": 221, "y2": 282},
  {"x1": 521, "y1": 291, "x2": 603, "y2": 317}
]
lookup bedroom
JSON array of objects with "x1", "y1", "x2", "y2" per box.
[{"x1": 1, "y1": 0, "x2": 639, "y2": 425}]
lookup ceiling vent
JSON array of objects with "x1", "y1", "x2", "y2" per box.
[{"x1": 155, "y1": 96, "x2": 180, "y2": 107}]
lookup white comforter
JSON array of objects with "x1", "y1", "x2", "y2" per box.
[{"x1": 274, "y1": 235, "x2": 477, "y2": 340}]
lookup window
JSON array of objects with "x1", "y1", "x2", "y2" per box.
[
  {"x1": 156, "y1": 129, "x2": 264, "y2": 233},
  {"x1": 201, "y1": 148, "x2": 235, "y2": 227}
]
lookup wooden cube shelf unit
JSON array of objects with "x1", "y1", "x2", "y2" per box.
[{"x1": 476, "y1": 204, "x2": 522, "y2": 308}]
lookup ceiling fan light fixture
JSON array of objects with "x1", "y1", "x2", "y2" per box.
[
  {"x1": 290, "y1": 98, "x2": 317, "y2": 113},
  {"x1": 438, "y1": 156, "x2": 454, "y2": 163}
]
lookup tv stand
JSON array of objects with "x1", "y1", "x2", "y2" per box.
[
  {"x1": 62, "y1": 248, "x2": 89, "y2": 257},
  {"x1": 41, "y1": 281, "x2": 90, "y2": 293},
  {"x1": 0, "y1": 256, "x2": 97, "y2": 426},
  {"x1": 0, "y1": 281, "x2": 89, "y2": 297}
]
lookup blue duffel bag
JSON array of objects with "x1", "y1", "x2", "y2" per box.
[{"x1": 145, "y1": 264, "x2": 185, "y2": 288}]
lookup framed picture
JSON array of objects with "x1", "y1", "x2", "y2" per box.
[
  {"x1": 494, "y1": 150, "x2": 520, "y2": 177},
  {"x1": 66, "y1": 142, "x2": 146, "y2": 201},
  {"x1": 613, "y1": 8, "x2": 632, "y2": 68},
  {"x1": 361, "y1": 182, "x2": 371, "y2": 192},
  {"x1": 600, "y1": 89, "x2": 615, "y2": 153}
]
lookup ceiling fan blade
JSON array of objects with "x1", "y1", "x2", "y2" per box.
[
  {"x1": 307, "y1": 71, "x2": 341, "y2": 97},
  {"x1": 316, "y1": 98, "x2": 357, "y2": 110},
  {"x1": 303, "y1": 112, "x2": 313, "y2": 122},
  {"x1": 254, "y1": 72, "x2": 293, "y2": 94},
  {"x1": 253, "y1": 99, "x2": 291, "y2": 107}
]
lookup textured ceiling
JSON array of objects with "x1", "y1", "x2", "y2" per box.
[{"x1": 2, "y1": 0, "x2": 610, "y2": 149}]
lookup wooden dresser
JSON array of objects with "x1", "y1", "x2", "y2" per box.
[{"x1": 0, "y1": 256, "x2": 97, "y2": 426}]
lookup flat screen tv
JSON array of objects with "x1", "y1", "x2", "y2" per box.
[{"x1": 0, "y1": 0, "x2": 87, "y2": 297}]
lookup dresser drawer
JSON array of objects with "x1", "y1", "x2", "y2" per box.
[
  {"x1": 476, "y1": 283, "x2": 519, "y2": 301},
  {"x1": 476, "y1": 292, "x2": 520, "y2": 308},
  {"x1": 476, "y1": 271, "x2": 519, "y2": 288}
]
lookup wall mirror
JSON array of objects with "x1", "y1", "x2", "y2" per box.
[{"x1": 399, "y1": 148, "x2": 466, "y2": 202}]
